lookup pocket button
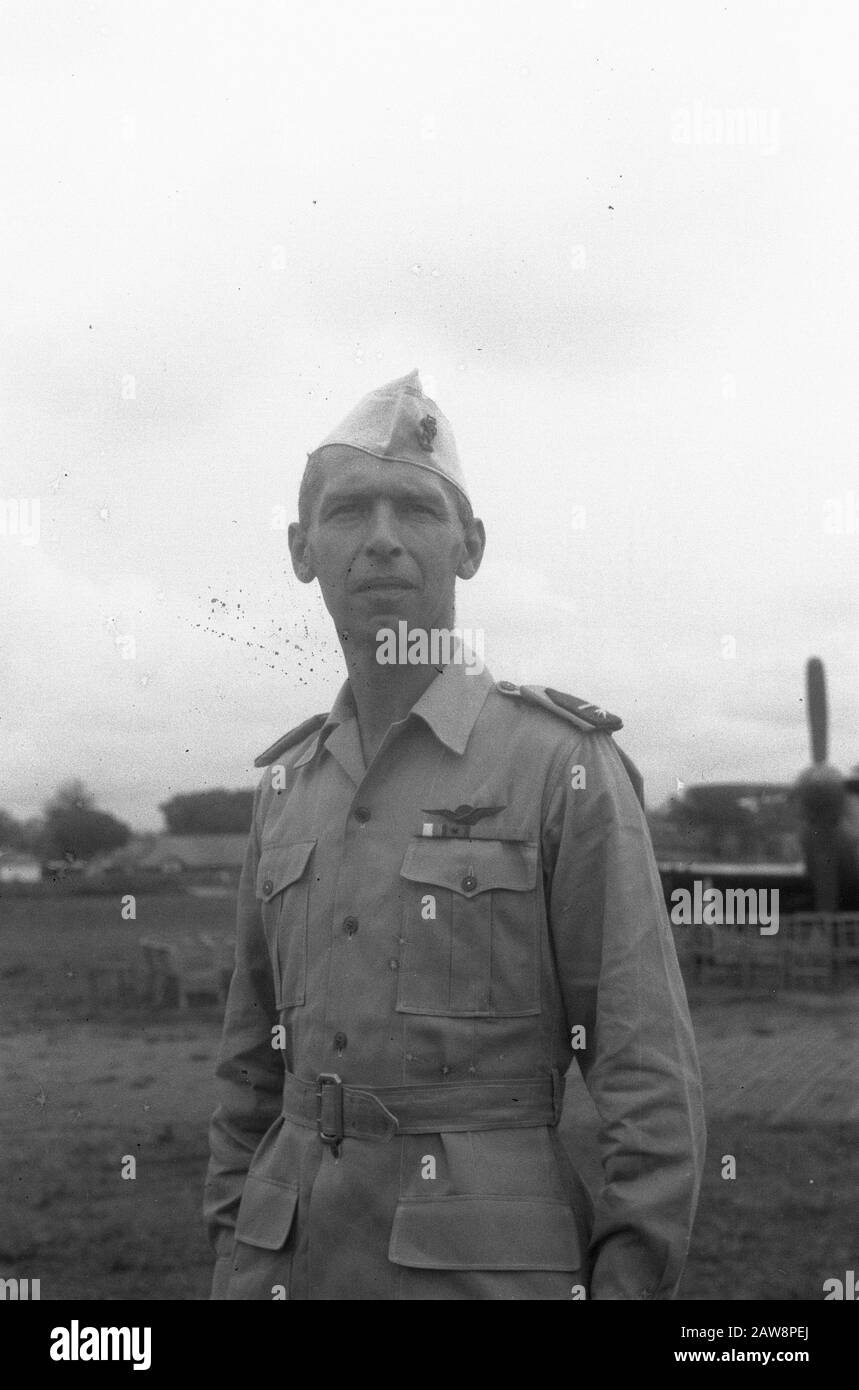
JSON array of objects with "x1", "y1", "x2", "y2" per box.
[{"x1": 461, "y1": 874, "x2": 477, "y2": 892}]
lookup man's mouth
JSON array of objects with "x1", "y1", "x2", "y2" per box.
[{"x1": 355, "y1": 578, "x2": 416, "y2": 592}]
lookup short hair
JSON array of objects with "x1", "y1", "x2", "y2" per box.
[{"x1": 297, "y1": 452, "x2": 474, "y2": 533}]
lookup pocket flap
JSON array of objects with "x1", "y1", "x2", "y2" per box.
[
  {"x1": 235, "y1": 1175, "x2": 299, "y2": 1250},
  {"x1": 388, "y1": 1197, "x2": 581, "y2": 1270},
  {"x1": 400, "y1": 840, "x2": 537, "y2": 898},
  {"x1": 256, "y1": 841, "x2": 316, "y2": 901}
]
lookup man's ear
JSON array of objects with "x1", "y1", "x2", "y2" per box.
[
  {"x1": 288, "y1": 522, "x2": 315, "y2": 584},
  {"x1": 456, "y1": 517, "x2": 486, "y2": 581}
]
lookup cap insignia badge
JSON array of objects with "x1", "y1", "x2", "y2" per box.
[{"x1": 416, "y1": 414, "x2": 437, "y2": 451}]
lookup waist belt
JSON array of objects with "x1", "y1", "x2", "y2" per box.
[{"x1": 282, "y1": 1070, "x2": 565, "y2": 1153}]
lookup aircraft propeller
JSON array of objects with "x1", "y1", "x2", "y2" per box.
[{"x1": 795, "y1": 657, "x2": 846, "y2": 910}]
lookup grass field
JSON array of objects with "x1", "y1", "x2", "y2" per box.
[{"x1": 1, "y1": 894, "x2": 856, "y2": 1300}]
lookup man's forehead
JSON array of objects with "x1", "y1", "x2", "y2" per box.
[{"x1": 314, "y1": 450, "x2": 451, "y2": 501}]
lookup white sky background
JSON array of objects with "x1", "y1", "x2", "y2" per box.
[{"x1": 2, "y1": 0, "x2": 858, "y2": 831}]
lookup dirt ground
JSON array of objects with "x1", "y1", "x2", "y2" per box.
[{"x1": 1, "y1": 894, "x2": 856, "y2": 1300}]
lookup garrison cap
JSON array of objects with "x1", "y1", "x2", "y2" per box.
[{"x1": 308, "y1": 369, "x2": 471, "y2": 507}]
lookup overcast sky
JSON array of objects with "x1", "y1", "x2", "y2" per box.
[{"x1": 2, "y1": 0, "x2": 858, "y2": 832}]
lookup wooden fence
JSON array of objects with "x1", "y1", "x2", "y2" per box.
[{"x1": 673, "y1": 913, "x2": 859, "y2": 989}]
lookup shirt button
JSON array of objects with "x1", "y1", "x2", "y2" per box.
[
  {"x1": 262, "y1": 878, "x2": 274, "y2": 895},
  {"x1": 461, "y1": 874, "x2": 477, "y2": 892},
  {"x1": 354, "y1": 806, "x2": 371, "y2": 823},
  {"x1": 388, "y1": 958, "x2": 399, "y2": 971},
  {"x1": 343, "y1": 916, "x2": 358, "y2": 936},
  {"x1": 333, "y1": 1032, "x2": 347, "y2": 1053}
]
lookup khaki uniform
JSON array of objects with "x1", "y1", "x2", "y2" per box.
[{"x1": 204, "y1": 662, "x2": 705, "y2": 1300}]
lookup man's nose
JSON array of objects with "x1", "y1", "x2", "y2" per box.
[{"x1": 364, "y1": 503, "x2": 403, "y2": 557}]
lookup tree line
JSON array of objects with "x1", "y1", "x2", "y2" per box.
[
  {"x1": 3, "y1": 779, "x2": 800, "y2": 865},
  {"x1": 1, "y1": 782, "x2": 256, "y2": 862}
]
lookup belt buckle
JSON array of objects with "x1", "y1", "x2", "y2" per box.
[{"x1": 316, "y1": 1072, "x2": 344, "y2": 1155}]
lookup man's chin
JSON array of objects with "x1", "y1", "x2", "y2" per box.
[
  {"x1": 343, "y1": 598, "x2": 416, "y2": 630},
  {"x1": 336, "y1": 613, "x2": 409, "y2": 647},
  {"x1": 337, "y1": 607, "x2": 449, "y2": 657},
  {"x1": 335, "y1": 597, "x2": 456, "y2": 651}
]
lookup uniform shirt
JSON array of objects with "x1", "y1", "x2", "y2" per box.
[{"x1": 204, "y1": 661, "x2": 706, "y2": 1300}]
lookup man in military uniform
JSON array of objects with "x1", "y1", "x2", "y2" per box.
[{"x1": 204, "y1": 370, "x2": 705, "y2": 1300}]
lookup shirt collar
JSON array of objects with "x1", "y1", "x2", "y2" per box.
[
  {"x1": 409, "y1": 659, "x2": 494, "y2": 754},
  {"x1": 293, "y1": 680, "x2": 355, "y2": 767},
  {"x1": 293, "y1": 660, "x2": 494, "y2": 766}
]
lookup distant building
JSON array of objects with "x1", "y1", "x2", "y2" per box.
[
  {"x1": 84, "y1": 836, "x2": 157, "y2": 879},
  {"x1": 651, "y1": 781, "x2": 802, "y2": 864},
  {"x1": 0, "y1": 850, "x2": 42, "y2": 884},
  {"x1": 138, "y1": 833, "x2": 248, "y2": 875},
  {"x1": 44, "y1": 858, "x2": 87, "y2": 878}
]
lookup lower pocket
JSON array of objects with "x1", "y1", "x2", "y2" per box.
[
  {"x1": 225, "y1": 1175, "x2": 299, "y2": 1301},
  {"x1": 388, "y1": 1195, "x2": 586, "y2": 1300}
]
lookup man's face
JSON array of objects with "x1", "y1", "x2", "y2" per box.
[{"x1": 289, "y1": 448, "x2": 484, "y2": 646}]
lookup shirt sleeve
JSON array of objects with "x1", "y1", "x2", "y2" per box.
[
  {"x1": 202, "y1": 782, "x2": 284, "y2": 1281},
  {"x1": 541, "y1": 730, "x2": 706, "y2": 1300}
]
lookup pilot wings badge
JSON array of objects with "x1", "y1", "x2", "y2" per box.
[{"x1": 419, "y1": 803, "x2": 506, "y2": 838}]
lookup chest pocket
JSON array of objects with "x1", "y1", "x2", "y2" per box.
[
  {"x1": 396, "y1": 839, "x2": 541, "y2": 1017},
  {"x1": 256, "y1": 840, "x2": 316, "y2": 1009}
]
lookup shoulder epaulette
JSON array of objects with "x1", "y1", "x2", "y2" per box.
[
  {"x1": 495, "y1": 681, "x2": 643, "y2": 806},
  {"x1": 495, "y1": 681, "x2": 623, "y2": 732},
  {"x1": 254, "y1": 713, "x2": 328, "y2": 768}
]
